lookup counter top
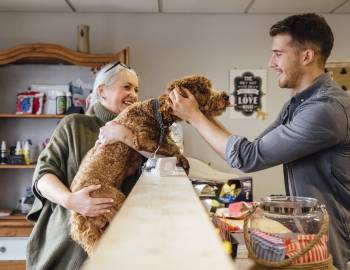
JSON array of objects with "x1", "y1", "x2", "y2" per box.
[{"x1": 83, "y1": 171, "x2": 236, "y2": 270}]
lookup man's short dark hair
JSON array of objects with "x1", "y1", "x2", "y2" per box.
[{"x1": 270, "y1": 13, "x2": 334, "y2": 66}]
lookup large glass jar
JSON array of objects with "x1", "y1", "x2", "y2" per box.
[{"x1": 244, "y1": 196, "x2": 333, "y2": 269}]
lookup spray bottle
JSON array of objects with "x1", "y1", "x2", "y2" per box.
[
  {"x1": 23, "y1": 140, "x2": 31, "y2": 165},
  {"x1": 0, "y1": 141, "x2": 7, "y2": 164}
]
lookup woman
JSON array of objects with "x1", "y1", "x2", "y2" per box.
[{"x1": 26, "y1": 62, "x2": 140, "y2": 270}]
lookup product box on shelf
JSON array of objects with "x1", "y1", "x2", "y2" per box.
[
  {"x1": 16, "y1": 91, "x2": 44, "y2": 115},
  {"x1": 31, "y1": 84, "x2": 70, "y2": 115}
]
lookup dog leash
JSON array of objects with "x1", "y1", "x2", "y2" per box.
[{"x1": 152, "y1": 98, "x2": 165, "y2": 156}]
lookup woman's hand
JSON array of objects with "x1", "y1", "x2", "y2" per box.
[
  {"x1": 37, "y1": 174, "x2": 114, "y2": 217},
  {"x1": 65, "y1": 185, "x2": 114, "y2": 217},
  {"x1": 169, "y1": 87, "x2": 202, "y2": 124},
  {"x1": 97, "y1": 121, "x2": 132, "y2": 146}
]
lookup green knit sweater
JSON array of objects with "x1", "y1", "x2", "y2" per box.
[{"x1": 26, "y1": 102, "x2": 142, "y2": 270}]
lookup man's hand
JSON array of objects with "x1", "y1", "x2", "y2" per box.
[
  {"x1": 169, "y1": 87, "x2": 202, "y2": 124},
  {"x1": 65, "y1": 185, "x2": 114, "y2": 217}
]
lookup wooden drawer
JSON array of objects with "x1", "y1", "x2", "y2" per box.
[{"x1": 0, "y1": 237, "x2": 28, "y2": 260}]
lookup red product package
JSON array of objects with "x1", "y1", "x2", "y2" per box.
[{"x1": 16, "y1": 90, "x2": 44, "y2": 114}]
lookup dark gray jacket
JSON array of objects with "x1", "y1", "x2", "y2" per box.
[{"x1": 226, "y1": 73, "x2": 350, "y2": 270}]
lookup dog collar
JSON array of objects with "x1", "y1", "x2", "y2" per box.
[{"x1": 152, "y1": 98, "x2": 165, "y2": 151}]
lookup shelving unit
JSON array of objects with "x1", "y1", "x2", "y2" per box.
[
  {"x1": 0, "y1": 165, "x2": 36, "y2": 169},
  {"x1": 0, "y1": 43, "x2": 130, "y2": 268},
  {"x1": 0, "y1": 114, "x2": 65, "y2": 119},
  {"x1": 0, "y1": 214, "x2": 33, "y2": 270}
]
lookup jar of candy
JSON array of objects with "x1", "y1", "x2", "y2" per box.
[{"x1": 243, "y1": 196, "x2": 333, "y2": 269}]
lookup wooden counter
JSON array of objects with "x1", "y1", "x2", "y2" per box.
[{"x1": 83, "y1": 171, "x2": 236, "y2": 270}]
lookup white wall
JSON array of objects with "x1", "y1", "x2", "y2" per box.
[{"x1": 1, "y1": 12, "x2": 349, "y2": 200}]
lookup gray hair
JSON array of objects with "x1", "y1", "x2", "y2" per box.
[{"x1": 86, "y1": 63, "x2": 137, "y2": 110}]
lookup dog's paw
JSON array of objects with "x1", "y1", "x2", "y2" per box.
[{"x1": 176, "y1": 154, "x2": 190, "y2": 175}]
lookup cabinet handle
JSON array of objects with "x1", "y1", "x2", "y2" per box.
[{"x1": 0, "y1": 246, "x2": 6, "y2": 253}]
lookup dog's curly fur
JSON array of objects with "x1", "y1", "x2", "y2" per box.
[{"x1": 70, "y1": 75, "x2": 230, "y2": 255}]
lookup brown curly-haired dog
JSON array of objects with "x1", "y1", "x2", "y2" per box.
[{"x1": 70, "y1": 75, "x2": 230, "y2": 255}]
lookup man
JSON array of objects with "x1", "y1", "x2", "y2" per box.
[{"x1": 170, "y1": 13, "x2": 350, "y2": 270}]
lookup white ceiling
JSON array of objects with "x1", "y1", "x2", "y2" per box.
[
  {"x1": 0, "y1": 0, "x2": 71, "y2": 12},
  {"x1": 0, "y1": 0, "x2": 349, "y2": 14},
  {"x1": 69, "y1": 0, "x2": 158, "y2": 13}
]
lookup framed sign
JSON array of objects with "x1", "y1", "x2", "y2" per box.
[
  {"x1": 326, "y1": 62, "x2": 350, "y2": 93},
  {"x1": 229, "y1": 69, "x2": 267, "y2": 119}
]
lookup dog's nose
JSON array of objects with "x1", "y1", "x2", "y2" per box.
[{"x1": 223, "y1": 94, "x2": 229, "y2": 101}]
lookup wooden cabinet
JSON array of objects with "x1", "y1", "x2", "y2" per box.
[{"x1": 0, "y1": 43, "x2": 129, "y2": 269}]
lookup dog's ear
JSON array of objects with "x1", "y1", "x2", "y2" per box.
[
  {"x1": 166, "y1": 80, "x2": 189, "y2": 98},
  {"x1": 167, "y1": 80, "x2": 178, "y2": 92}
]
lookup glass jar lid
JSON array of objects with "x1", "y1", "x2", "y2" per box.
[{"x1": 260, "y1": 196, "x2": 319, "y2": 215}]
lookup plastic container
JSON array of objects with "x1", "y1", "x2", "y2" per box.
[{"x1": 244, "y1": 196, "x2": 332, "y2": 269}]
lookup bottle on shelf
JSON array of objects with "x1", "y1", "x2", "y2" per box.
[
  {"x1": 66, "y1": 91, "x2": 73, "y2": 112},
  {"x1": 15, "y1": 141, "x2": 22, "y2": 155},
  {"x1": 56, "y1": 90, "x2": 66, "y2": 115},
  {"x1": 0, "y1": 140, "x2": 7, "y2": 164},
  {"x1": 23, "y1": 140, "x2": 31, "y2": 165}
]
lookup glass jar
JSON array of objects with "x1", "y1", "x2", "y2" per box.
[{"x1": 244, "y1": 196, "x2": 332, "y2": 269}]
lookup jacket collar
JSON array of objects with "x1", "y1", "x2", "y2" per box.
[
  {"x1": 293, "y1": 73, "x2": 331, "y2": 105},
  {"x1": 86, "y1": 102, "x2": 118, "y2": 123}
]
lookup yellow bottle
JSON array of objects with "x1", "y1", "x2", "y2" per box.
[
  {"x1": 15, "y1": 141, "x2": 22, "y2": 155},
  {"x1": 23, "y1": 141, "x2": 31, "y2": 165}
]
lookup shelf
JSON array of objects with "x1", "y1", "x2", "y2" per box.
[
  {"x1": 0, "y1": 165, "x2": 36, "y2": 169},
  {"x1": 0, "y1": 261, "x2": 26, "y2": 270},
  {"x1": 0, "y1": 114, "x2": 64, "y2": 119},
  {"x1": 0, "y1": 43, "x2": 129, "y2": 67},
  {"x1": 0, "y1": 42, "x2": 130, "y2": 245},
  {"x1": 0, "y1": 213, "x2": 33, "y2": 237}
]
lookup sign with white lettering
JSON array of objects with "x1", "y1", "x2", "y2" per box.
[{"x1": 229, "y1": 69, "x2": 267, "y2": 119}]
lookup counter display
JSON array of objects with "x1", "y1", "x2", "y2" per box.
[{"x1": 83, "y1": 171, "x2": 236, "y2": 270}]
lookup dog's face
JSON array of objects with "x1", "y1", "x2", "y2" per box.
[{"x1": 166, "y1": 75, "x2": 231, "y2": 119}]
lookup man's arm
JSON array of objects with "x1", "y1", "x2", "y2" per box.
[{"x1": 170, "y1": 88, "x2": 347, "y2": 173}]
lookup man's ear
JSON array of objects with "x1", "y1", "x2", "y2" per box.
[{"x1": 302, "y1": 48, "x2": 316, "y2": 65}]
